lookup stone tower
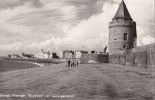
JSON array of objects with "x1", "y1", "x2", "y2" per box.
[{"x1": 108, "y1": 0, "x2": 137, "y2": 54}]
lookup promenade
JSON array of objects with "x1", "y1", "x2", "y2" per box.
[{"x1": 0, "y1": 63, "x2": 154, "y2": 100}]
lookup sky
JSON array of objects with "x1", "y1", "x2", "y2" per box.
[{"x1": 0, "y1": 0, "x2": 154, "y2": 56}]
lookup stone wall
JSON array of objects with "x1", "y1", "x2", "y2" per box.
[
  {"x1": 80, "y1": 44, "x2": 154, "y2": 68},
  {"x1": 109, "y1": 44, "x2": 154, "y2": 68},
  {"x1": 80, "y1": 54, "x2": 109, "y2": 64}
]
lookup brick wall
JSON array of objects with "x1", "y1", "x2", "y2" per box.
[{"x1": 108, "y1": 20, "x2": 136, "y2": 54}]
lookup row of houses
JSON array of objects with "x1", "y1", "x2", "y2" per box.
[
  {"x1": 8, "y1": 49, "x2": 106, "y2": 59},
  {"x1": 36, "y1": 50, "x2": 86, "y2": 59},
  {"x1": 59, "y1": 50, "x2": 105, "y2": 59},
  {"x1": 35, "y1": 49, "x2": 58, "y2": 59},
  {"x1": 36, "y1": 50, "x2": 106, "y2": 59},
  {"x1": 8, "y1": 49, "x2": 58, "y2": 59}
]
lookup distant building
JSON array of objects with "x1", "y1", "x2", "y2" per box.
[
  {"x1": 75, "y1": 50, "x2": 88, "y2": 59},
  {"x1": 52, "y1": 53, "x2": 59, "y2": 59},
  {"x1": 63, "y1": 50, "x2": 71, "y2": 59},
  {"x1": 10, "y1": 54, "x2": 21, "y2": 59},
  {"x1": 36, "y1": 49, "x2": 51, "y2": 59},
  {"x1": 59, "y1": 52, "x2": 63, "y2": 58},
  {"x1": 22, "y1": 53, "x2": 34, "y2": 58},
  {"x1": 62, "y1": 50, "x2": 89, "y2": 59},
  {"x1": 70, "y1": 51, "x2": 75, "y2": 59},
  {"x1": 108, "y1": 0, "x2": 137, "y2": 54},
  {"x1": 75, "y1": 51, "x2": 81, "y2": 59}
]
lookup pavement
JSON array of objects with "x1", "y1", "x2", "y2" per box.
[{"x1": 0, "y1": 63, "x2": 154, "y2": 100}]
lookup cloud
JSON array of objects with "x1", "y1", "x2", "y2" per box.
[
  {"x1": 141, "y1": 36, "x2": 155, "y2": 45},
  {"x1": 0, "y1": 42, "x2": 23, "y2": 51},
  {"x1": 23, "y1": 2, "x2": 118, "y2": 52},
  {"x1": 0, "y1": 0, "x2": 43, "y2": 9},
  {"x1": 0, "y1": 0, "x2": 154, "y2": 56},
  {"x1": 0, "y1": 0, "x2": 80, "y2": 46},
  {"x1": 0, "y1": 1, "x2": 37, "y2": 45}
]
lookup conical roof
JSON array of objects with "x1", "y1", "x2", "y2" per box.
[{"x1": 113, "y1": 0, "x2": 132, "y2": 20}]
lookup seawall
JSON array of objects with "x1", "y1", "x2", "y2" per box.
[{"x1": 109, "y1": 43, "x2": 154, "y2": 68}]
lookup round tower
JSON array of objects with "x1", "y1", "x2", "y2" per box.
[{"x1": 108, "y1": 0, "x2": 137, "y2": 54}]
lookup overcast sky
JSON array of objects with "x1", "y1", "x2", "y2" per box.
[{"x1": 0, "y1": 0, "x2": 154, "y2": 56}]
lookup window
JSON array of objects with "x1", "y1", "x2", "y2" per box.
[
  {"x1": 123, "y1": 33, "x2": 127, "y2": 41},
  {"x1": 123, "y1": 45, "x2": 126, "y2": 49}
]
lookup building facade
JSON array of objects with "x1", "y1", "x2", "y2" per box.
[
  {"x1": 63, "y1": 50, "x2": 71, "y2": 59},
  {"x1": 59, "y1": 52, "x2": 63, "y2": 58},
  {"x1": 75, "y1": 51, "x2": 88, "y2": 59},
  {"x1": 36, "y1": 50, "x2": 52, "y2": 59},
  {"x1": 108, "y1": 0, "x2": 137, "y2": 54}
]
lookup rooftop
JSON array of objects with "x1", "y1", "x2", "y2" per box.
[{"x1": 113, "y1": 0, "x2": 132, "y2": 20}]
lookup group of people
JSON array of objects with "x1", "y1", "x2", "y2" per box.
[{"x1": 66, "y1": 59, "x2": 79, "y2": 67}]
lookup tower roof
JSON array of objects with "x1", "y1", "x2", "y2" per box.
[{"x1": 113, "y1": 0, "x2": 132, "y2": 20}]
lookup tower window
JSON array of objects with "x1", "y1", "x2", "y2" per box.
[
  {"x1": 123, "y1": 45, "x2": 126, "y2": 49},
  {"x1": 124, "y1": 33, "x2": 127, "y2": 41}
]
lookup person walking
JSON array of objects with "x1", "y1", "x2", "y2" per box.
[
  {"x1": 77, "y1": 60, "x2": 79, "y2": 67},
  {"x1": 66, "y1": 59, "x2": 68, "y2": 67},
  {"x1": 68, "y1": 59, "x2": 70, "y2": 67},
  {"x1": 74, "y1": 60, "x2": 76, "y2": 67},
  {"x1": 72, "y1": 60, "x2": 75, "y2": 67}
]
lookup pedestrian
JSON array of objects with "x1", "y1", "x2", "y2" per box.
[
  {"x1": 70, "y1": 59, "x2": 72, "y2": 67},
  {"x1": 74, "y1": 60, "x2": 76, "y2": 67},
  {"x1": 72, "y1": 60, "x2": 74, "y2": 67},
  {"x1": 66, "y1": 60, "x2": 68, "y2": 67},
  {"x1": 77, "y1": 61, "x2": 78, "y2": 67},
  {"x1": 68, "y1": 59, "x2": 70, "y2": 67}
]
